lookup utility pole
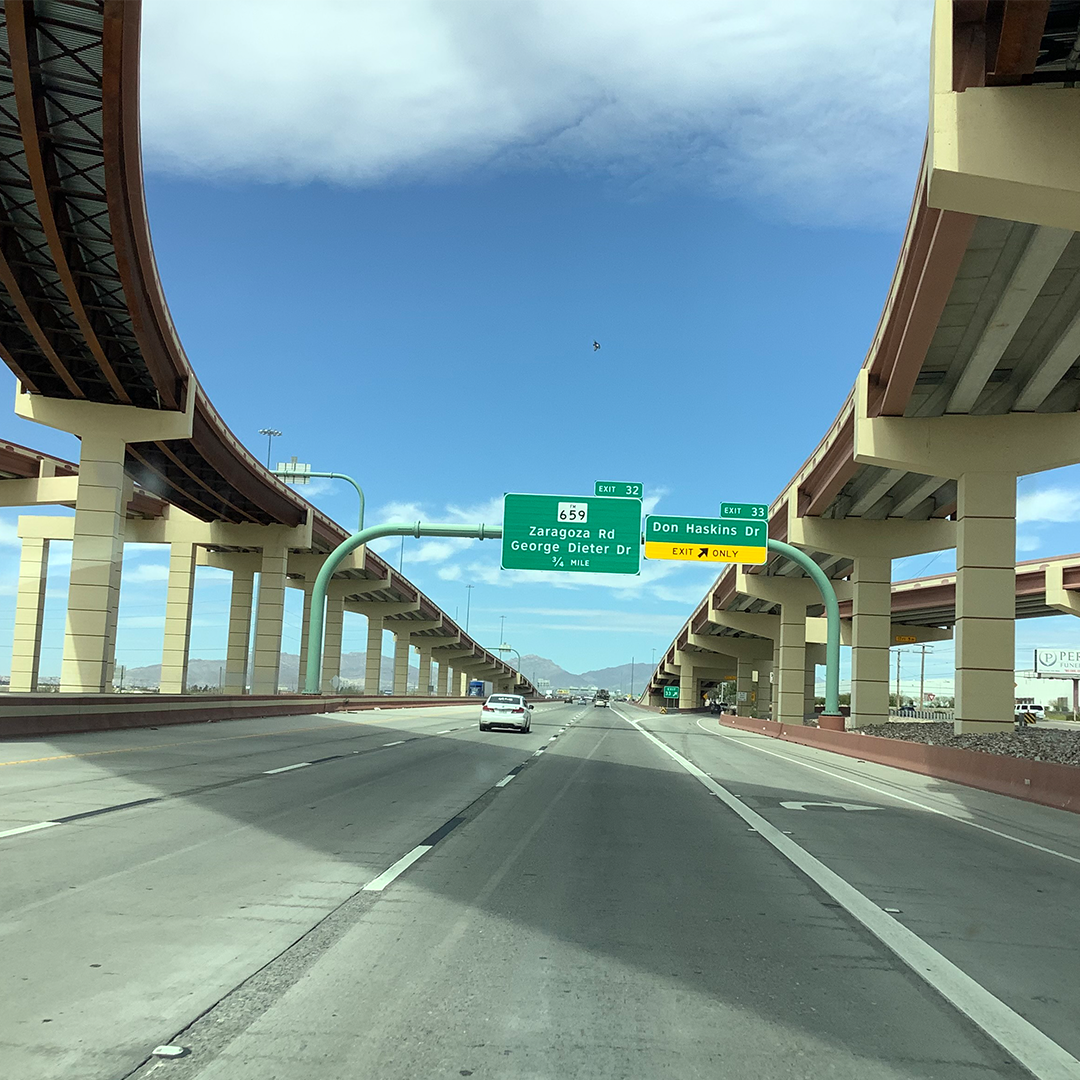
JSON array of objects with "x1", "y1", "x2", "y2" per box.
[
  {"x1": 915, "y1": 644, "x2": 933, "y2": 708},
  {"x1": 895, "y1": 648, "x2": 901, "y2": 707},
  {"x1": 465, "y1": 584, "x2": 474, "y2": 633},
  {"x1": 630, "y1": 656, "x2": 635, "y2": 698}
]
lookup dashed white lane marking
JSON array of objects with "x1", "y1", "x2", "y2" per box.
[
  {"x1": 382, "y1": 740, "x2": 406, "y2": 747},
  {"x1": 619, "y1": 708, "x2": 1080, "y2": 1080},
  {"x1": 363, "y1": 844, "x2": 432, "y2": 891},
  {"x1": 693, "y1": 718, "x2": 1080, "y2": 867},
  {"x1": 437, "y1": 729, "x2": 454, "y2": 734},
  {"x1": 533, "y1": 749, "x2": 545, "y2": 757},
  {"x1": 262, "y1": 762, "x2": 311, "y2": 775},
  {"x1": 0, "y1": 820, "x2": 60, "y2": 839},
  {"x1": 495, "y1": 774, "x2": 516, "y2": 788}
]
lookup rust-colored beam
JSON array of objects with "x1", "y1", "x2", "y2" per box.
[
  {"x1": 101, "y1": 0, "x2": 186, "y2": 410},
  {"x1": 6, "y1": 0, "x2": 130, "y2": 404}
]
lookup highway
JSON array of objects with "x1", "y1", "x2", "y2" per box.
[{"x1": 2, "y1": 703, "x2": 1078, "y2": 1080}]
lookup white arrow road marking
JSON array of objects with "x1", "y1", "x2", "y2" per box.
[{"x1": 779, "y1": 801, "x2": 884, "y2": 812}]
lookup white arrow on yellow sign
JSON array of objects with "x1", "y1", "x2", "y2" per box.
[{"x1": 643, "y1": 541, "x2": 767, "y2": 564}]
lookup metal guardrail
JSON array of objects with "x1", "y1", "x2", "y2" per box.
[{"x1": 887, "y1": 707, "x2": 955, "y2": 721}]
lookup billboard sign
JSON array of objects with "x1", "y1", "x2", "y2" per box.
[{"x1": 1033, "y1": 649, "x2": 1080, "y2": 676}]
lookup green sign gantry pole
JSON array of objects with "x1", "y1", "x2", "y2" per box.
[
  {"x1": 304, "y1": 521, "x2": 502, "y2": 695},
  {"x1": 766, "y1": 537, "x2": 842, "y2": 718},
  {"x1": 274, "y1": 469, "x2": 366, "y2": 533}
]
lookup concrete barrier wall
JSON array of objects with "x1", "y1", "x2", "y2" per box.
[
  {"x1": 0, "y1": 694, "x2": 483, "y2": 738},
  {"x1": 716, "y1": 714, "x2": 1080, "y2": 815}
]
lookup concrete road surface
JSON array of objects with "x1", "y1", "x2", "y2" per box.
[{"x1": 2, "y1": 700, "x2": 1077, "y2": 1079}]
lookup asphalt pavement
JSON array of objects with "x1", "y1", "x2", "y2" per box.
[{"x1": 2, "y1": 700, "x2": 1077, "y2": 1080}]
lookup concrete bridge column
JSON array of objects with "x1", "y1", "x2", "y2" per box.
[
  {"x1": 160, "y1": 542, "x2": 197, "y2": 694},
  {"x1": 393, "y1": 632, "x2": 411, "y2": 695},
  {"x1": 849, "y1": 556, "x2": 893, "y2": 729},
  {"x1": 804, "y1": 643, "x2": 826, "y2": 721},
  {"x1": 10, "y1": 537, "x2": 49, "y2": 692},
  {"x1": 251, "y1": 541, "x2": 289, "y2": 695},
  {"x1": 436, "y1": 661, "x2": 449, "y2": 697},
  {"x1": 224, "y1": 568, "x2": 254, "y2": 695},
  {"x1": 955, "y1": 473, "x2": 1016, "y2": 733},
  {"x1": 755, "y1": 661, "x2": 773, "y2": 720},
  {"x1": 776, "y1": 603, "x2": 808, "y2": 727},
  {"x1": 365, "y1": 615, "x2": 384, "y2": 694},
  {"x1": 11, "y1": 536, "x2": 50, "y2": 692},
  {"x1": 15, "y1": 386, "x2": 195, "y2": 694},
  {"x1": 61, "y1": 433, "x2": 128, "y2": 693},
  {"x1": 677, "y1": 663, "x2": 695, "y2": 710},
  {"x1": 296, "y1": 580, "x2": 315, "y2": 692},
  {"x1": 417, "y1": 644, "x2": 434, "y2": 695},
  {"x1": 736, "y1": 658, "x2": 754, "y2": 717},
  {"x1": 321, "y1": 597, "x2": 344, "y2": 693}
]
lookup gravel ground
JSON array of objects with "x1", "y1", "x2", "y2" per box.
[{"x1": 858, "y1": 721, "x2": 1080, "y2": 768}]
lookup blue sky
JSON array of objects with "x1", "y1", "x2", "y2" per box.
[{"x1": 2, "y1": 0, "x2": 1079, "y2": 685}]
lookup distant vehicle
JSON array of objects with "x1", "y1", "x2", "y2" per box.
[
  {"x1": 467, "y1": 680, "x2": 486, "y2": 697},
  {"x1": 898, "y1": 704, "x2": 916, "y2": 716},
  {"x1": 1015, "y1": 703, "x2": 1045, "y2": 723},
  {"x1": 479, "y1": 694, "x2": 533, "y2": 733},
  {"x1": 594, "y1": 688, "x2": 610, "y2": 708}
]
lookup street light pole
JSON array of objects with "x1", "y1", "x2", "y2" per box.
[
  {"x1": 258, "y1": 428, "x2": 282, "y2": 468},
  {"x1": 465, "y1": 584, "x2": 473, "y2": 633},
  {"x1": 630, "y1": 656, "x2": 635, "y2": 698}
]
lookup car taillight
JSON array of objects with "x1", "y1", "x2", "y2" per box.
[
  {"x1": 482, "y1": 705, "x2": 493, "y2": 711},
  {"x1": 512, "y1": 707, "x2": 524, "y2": 713}
]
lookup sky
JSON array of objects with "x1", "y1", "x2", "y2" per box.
[{"x1": 2, "y1": 0, "x2": 1080, "y2": 688}]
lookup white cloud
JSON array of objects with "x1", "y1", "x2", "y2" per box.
[
  {"x1": 141, "y1": 0, "x2": 932, "y2": 226},
  {"x1": 1016, "y1": 533, "x2": 1042, "y2": 553},
  {"x1": 0, "y1": 518, "x2": 19, "y2": 547},
  {"x1": 641, "y1": 487, "x2": 668, "y2": 516},
  {"x1": 123, "y1": 564, "x2": 171, "y2": 584},
  {"x1": 1017, "y1": 487, "x2": 1080, "y2": 525}
]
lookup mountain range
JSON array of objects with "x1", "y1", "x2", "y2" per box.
[{"x1": 114, "y1": 653, "x2": 645, "y2": 694}]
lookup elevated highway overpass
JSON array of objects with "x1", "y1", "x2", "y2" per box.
[
  {"x1": 0, "y1": 0, "x2": 530, "y2": 702},
  {"x1": 647, "y1": 0, "x2": 1080, "y2": 733}
]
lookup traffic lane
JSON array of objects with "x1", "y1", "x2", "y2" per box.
[
  {"x1": 162, "y1": 708, "x2": 1024, "y2": 1080},
  {"x1": 0, "y1": 702, "x2": 571, "y2": 828},
  {"x1": 0, "y1": 714, "x2": 576, "y2": 1080},
  {"x1": 631, "y1": 708, "x2": 1080, "y2": 1059}
]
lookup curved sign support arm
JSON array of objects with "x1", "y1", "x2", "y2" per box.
[
  {"x1": 304, "y1": 522, "x2": 501, "y2": 694},
  {"x1": 766, "y1": 538, "x2": 842, "y2": 719}
]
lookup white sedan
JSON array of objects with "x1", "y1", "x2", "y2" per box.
[{"x1": 479, "y1": 694, "x2": 533, "y2": 733}]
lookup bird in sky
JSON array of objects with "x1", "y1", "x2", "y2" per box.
[{"x1": 593, "y1": 340, "x2": 601, "y2": 351}]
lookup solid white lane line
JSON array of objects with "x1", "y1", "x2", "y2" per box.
[
  {"x1": 437, "y1": 729, "x2": 453, "y2": 734},
  {"x1": 496, "y1": 774, "x2": 516, "y2": 788},
  {"x1": 363, "y1": 845, "x2": 433, "y2": 891},
  {"x1": 618, "y1": 709, "x2": 1080, "y2": 1080},
  {"x1": 0, "y1": 820, "x2": 60, "y2": 839},
  {"x1": 382, "y1": 740, "x2": 406, "y2": 747},
  {"x1": 262, "y1": 762, "x2": 312, "y2": 775},
  {"x1": 694, "y1": 719, "x2": 1080, "y2": 867}
]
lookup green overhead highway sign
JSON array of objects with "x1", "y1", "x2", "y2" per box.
[
  {"x1": 721, "y1": 502, "x2": 768, "y2": 520},
  {"x1": 644, "y1": 514, "x2": 767, "y2": 564},
  {"x1": 595, "y1": 480, "x2": 643, "y2": 498},
  {"x1": 663, "y1": 686, "x2": 679, "y2": 698},
  {"x1": 502, "y1": 493, "x2": 641, "y2": 574}
]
